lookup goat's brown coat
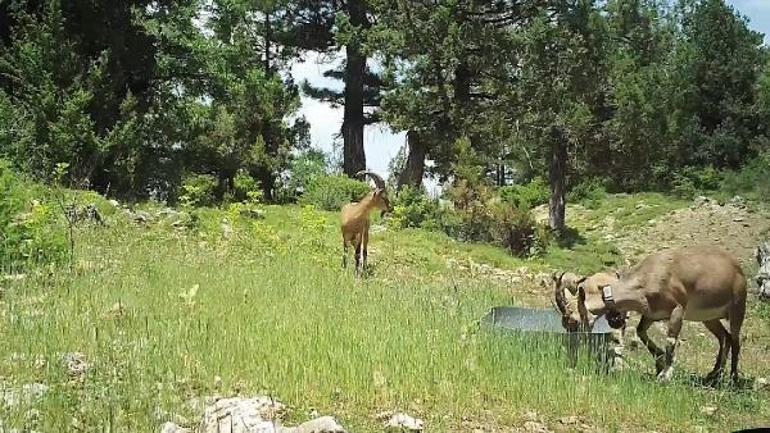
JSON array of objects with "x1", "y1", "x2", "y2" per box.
[
  {"x1": 340, "y1": 171, "x2": 391, "y2": 275},
  {"x1": 569, "y1": 246, "x2": 747, "y2": 383}
]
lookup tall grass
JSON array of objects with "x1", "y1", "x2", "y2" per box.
[{"x1": 0, "y1": 204, "x2": 767, "y2": 432}]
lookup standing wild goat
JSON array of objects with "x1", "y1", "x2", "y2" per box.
[
  {"x1": 556, "y1": 246, "x2": 747, "y2": 383},
  {"x1": 340, "y1": 170, "x2": 392, "y2": 274}
]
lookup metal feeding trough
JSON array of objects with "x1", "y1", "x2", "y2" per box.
[{"x1": 481, "y1": 306, "x2": 615, "y2": 370}]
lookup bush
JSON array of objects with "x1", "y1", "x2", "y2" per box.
[
  {"x1": 280, "y1": 149, "x2": 328, "y2": 201},
  {"x1": 569, "y1": 178, "x2": 608, "y2": 209},
  {"x1": 232, "y1": 171, "x2": 262, "y2": 203},
  {"x1": 387, "y1": 186, "x2": 443, "y2": 230},
  {"x1": 671, "y1": 173, "x2": 697, "y2": 199},
  {"x1": 444, "y1": 179, "x2": 496, "y2": 243},
  {"x1": 499, "y1": 177, "x2": 550, "y2": 209},
  {"x1": 491, "y1": 203, "x2": 551, "y2": 257},
  {"x1": 0, "y1": 160, "x2": 67, "y2": 267},
  {"x1": 720, "y1": 152, "x2": 770, "y2": 202},
  {"x1": 300, "y1": 174, "x2": 370, "y2": 211},
  {"x1": 179, "y1": 174, "x2": 218, "y2": 207}
]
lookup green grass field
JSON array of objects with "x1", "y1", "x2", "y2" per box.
[{"x1": 0, "y1": 199, "x2": 769, "y2": 432}]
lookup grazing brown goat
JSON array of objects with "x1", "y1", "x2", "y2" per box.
[
  {"x1": 553, "y1": 271, "x2": 627, "y2": 342},
  {"x1": 557, "y1": 246, "x2": 747, "y2": 383},
  {"x1": 340, "y1": 170, "x2": 392, "y2": 275}
]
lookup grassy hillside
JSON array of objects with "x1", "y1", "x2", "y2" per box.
[{"x1": 0, "y1": 186, "x2": 769, "y2": 432}]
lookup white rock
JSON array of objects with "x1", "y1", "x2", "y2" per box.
[
  {"x1": 699, "y1": 406, "x2": 717, "y2": 416},
  {"x1": 160, "y1": 422, "x2": 191, "y2": 433},
  {"x1": 384, "y1": 412, "x2": 424, "y2": 432},
  {"x1": 62, "y1": 353, "x2": 88, "y2": 377},
  {"x1": 108, "y1": 199, "x2": 120, "y2": 207},
  {"x1": 753, "y1": 377, "x2": 769, "y2": 391},
  {"x1": 1, "y1": 383, "x2": 49, "y2": 407},
  {"x1": 278, "y1": 416, "x2": 346, "y2": 433},
  {"x1": 200, "y1": 396, "x2": 285, "y2": 433},
  {"x1": 523, "y1": 421, "x2": 551, "y2": 433}
]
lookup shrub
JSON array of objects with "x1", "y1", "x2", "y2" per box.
[
  {"x1": 0, "y1": 160, "x2": 67, "y2": 267},
  {"x1": 387, "y1": 186, "x2": 442, "y2": 230},
  {"x1": 491, "y1": 203, "x2": 551, "y2": 257},
  {"x1": 671, "y1": 173, "x2": 697, "y2": 199},
  {"x1": 499, "y1": 177, "x2": 550, "y2": 209},
  {"x1": 283, "y1": 150, "x2": 328, "y2": 198},
  {"x1": 720, "y1": 152, "x2": 770, "y2": 202},
  {"x1": 444, "y1": 179, "x2": 496, "y2": 243},
  {"x1": 300, "y1": 174, "x2": 370, "y2": 211},
  {"x1": 179, "y1": 174, "x2": 218, "y2": 207},
  {"x1": 232, "y1": 171, "x2": 262, "y2": 203},
  {"x1": 569, "y1": 177, "x2": 608, "y2": 209},
  {"x1": 680, "y1": 166, "x2": 722, "y2": 191}
]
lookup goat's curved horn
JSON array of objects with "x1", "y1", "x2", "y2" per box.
[
  {"x1": 553, "y1": 272, "x2": 567, "y2": 315},
  {"x1": 356, "y1": 170, "x2": 386, "y2": 190}
]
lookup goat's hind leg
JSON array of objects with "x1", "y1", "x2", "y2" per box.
[
  {"x1": 636, "y1": 315, "x2": 666, "y2": 376},
  {"x1": 354, "y1": 234, "x2": 362, "y2": 277},
  {"x1": 728, "y1": 300, "x2": 746, "y2": 384},
  {"x1": 702, "y1": 320, "x2": 730, "y2": 385},
  {"x1": 342, "y1": 239, "x2": 349, "y2": 269}
]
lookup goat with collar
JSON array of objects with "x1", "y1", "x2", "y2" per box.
[{"x1": 564, "y1": 246, "x2": 747, "y2": 384}]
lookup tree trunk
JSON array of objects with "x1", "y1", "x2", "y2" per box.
[
  {"x1": 264, "y1": 11, "x2": 272, "y2": 75},
  {"x1": 342, "y1": 1, "x2": 367, "y2": 177},
  {"x1": 258, "y1": 170, "x2": 274, "y2": 202},
  {"x1": 397, "y1": 130, "x2": 427, "y2": 189},
  {"x1": 549, "y1": 126, "x2": 568, "y2": 233},
  {"x1": 259, "y1": 11, "x2": 275, "y2": 202}
]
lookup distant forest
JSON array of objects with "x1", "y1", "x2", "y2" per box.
[{"x1": 1, "y1": 1, "x2": 768, "y2": 222}]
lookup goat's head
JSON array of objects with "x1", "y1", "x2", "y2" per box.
[
  {"x1": 357, "y1": 170, "x2": 392, "y2": 214},
  {"x1": 552, "y1": 271, "x2": 586, "y2": 332},
  {"x1": 554, "y1": 271, "x2": 626, "y2": 332}
]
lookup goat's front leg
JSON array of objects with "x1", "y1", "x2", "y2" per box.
[
  {"x1": 354, "y1": 234, "x2": 362, "y2": 277},
  {"x1": 362, "y1": 227, "x2": 369, "y2": 272},
  {"x1": 636, "y1": 316, "x2": 666, "y2": 375},
  {"x1": 658, "y1": 305, "x2": 685, "y2": 382}
]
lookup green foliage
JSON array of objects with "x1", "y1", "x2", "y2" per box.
[
  {"x1": 0, "y1": 160, "x2": 67, "y2": 267},
  {"x1": 671, "y1": 166, "x2": 725, "y2": 199},
  {"x1": 442, "y1": 178, "x2": 551, "y2": 257},
  {"x1": 569, "y1": 178, "x2": 608, "y2": 209},
  {"x1": 387, "y1": 186, "x2": 444, "y2": 230},
  {"x1": 499, "y1": 178, "x2": 550, "y2": 209},
  {"x1": 179, "y1": 174, "x2": 218, "y2": 208},
  {"x1": 491, "y1": 203, "x2": 551, "y2": 257},
  {"x1": 444, "y1": 179, "x2": 496, "y2": 243},
  {"x1": 300, "y1": 174, "x2": 370, "y2": 211},
  {"x1": 232, "y1": 171, "x2": 262, "y2": 203},
  {"x1": 276, "y1": 149, "x2": 329, "y2": 203},
  {"x1": 719, "y1": 152, "x2": 770, "y2": 202},
  {"x1": 671, "y1": 173, "x2": 698, "y2": 199}
]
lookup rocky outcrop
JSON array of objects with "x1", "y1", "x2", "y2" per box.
[{"x1": 159, "y1": 396, "x2": 347, "y2": 433}]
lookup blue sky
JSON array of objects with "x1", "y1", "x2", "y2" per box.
[{"x1": 291, "y1": 1, "x2": 770, "y2": 177}]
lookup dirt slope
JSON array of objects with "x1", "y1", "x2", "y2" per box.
[{"x1": 611, "y1": 196, "x2": 770, "y2": 267}]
